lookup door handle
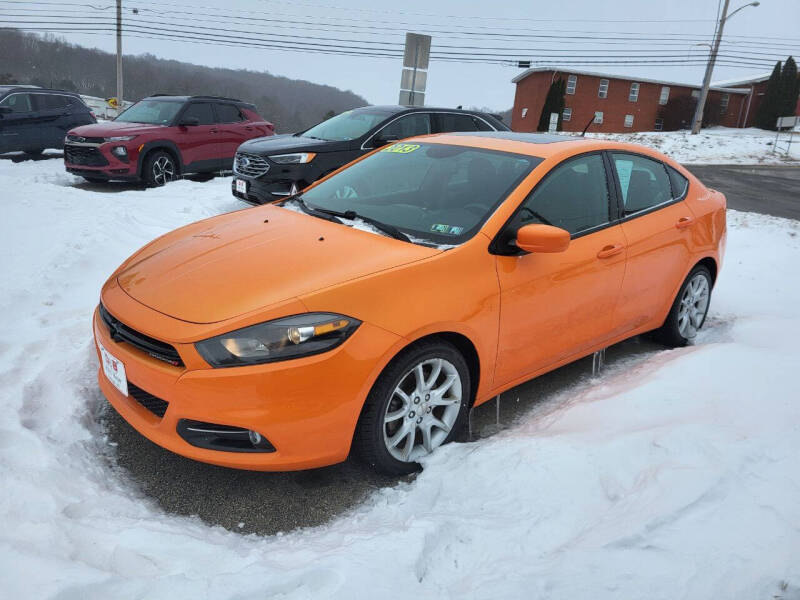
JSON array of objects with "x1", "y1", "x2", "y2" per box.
[
  {"x1": 210, "y1": 129, "x2": 219, "y2": 134},
  {"x1": 675, "y1": 216, "x2": 695, "y2": 229},
  {"x1": 597, "y1": 244, "x2": 625, "y2": 259}
]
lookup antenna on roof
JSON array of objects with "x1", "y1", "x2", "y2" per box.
[{"x1": 580, "y1": 116, "x2": 595, "y2": 137}]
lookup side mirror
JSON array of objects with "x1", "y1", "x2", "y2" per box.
[
  {"x1": 179, "y1": 116, "x2": 200, "y2": 127},
  {"x1": 371, "y1": 134, "x2": 398, "y2": 148},
  {"x1": 514, "y1": 224, "x2": 570, "y2": 254}
]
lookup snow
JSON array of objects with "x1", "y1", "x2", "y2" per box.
[
  {"x1": 586, "y1": 126, "x2": 800, "y2": 165},
  {"x1": 1, "y1": 158, "x2": 800, "y2": 598}
]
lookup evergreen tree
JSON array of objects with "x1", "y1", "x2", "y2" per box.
[
  {"x1": 537, "y1": 78, "x2": 566, "y2": 132},
  {"x1": 755, "y1": 61, "x2": 783, "y2": 130},
  {"x1": 779, "y1": 56, "x2": 799, "y2": 119}
]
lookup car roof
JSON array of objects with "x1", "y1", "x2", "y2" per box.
[
  {"x1": 145, "y1": 94, "x2": 246, "y2": 103},
  {"x1": 0, "y1": 86, "x2": 80, "y2": 96},
  {"x1": 404, "y1": 131, "x2": 674, "y2": 163},
  {"x1": 353, "y1": 105, "x2": 497, "y2": 116}
]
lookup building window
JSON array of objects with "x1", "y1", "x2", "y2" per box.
[
  {"x1": 594, "y1": 111, "x2": 603, "y2": 124},
  {"x1": 691, "y1": 89, "x2": 700, "y2": 98},
  {"x1": 624, "y1": 114, "x2": 634, "y2": 128},
  {"x1": 654, "y1": 118, "x2": 664, "y2": 131},
  {"x1": 720, "y1": 93, "x2": 730, "y2": 114},
  {"x1": 659, "y1": 86, "x2": 670, "y2": 105},
  {"x1": 566, "y1": 74, "x2": 577, "y2": 95},
  {"x1": 521, "y1": 107, "x2": 528, "y2": 118},
  {"x1": 562, "y1": 107, "x2": 572, "y2": 121},
  {"x1": 629, "y1": 82, "x2": 639, "y2": 102},
  {"x1": 598, "y1": 79, "x2": 609, "y2": 98}
]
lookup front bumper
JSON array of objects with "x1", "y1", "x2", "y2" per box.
[
  {"x1": 65, "y1": 142, "x2": 139, "y2": 181},
  {"x1": 93, "y1": 306, "x2": 401, "y2": 471},
  {"x1": 231, "y1": 162, "x2": 319, "y2": 204}
]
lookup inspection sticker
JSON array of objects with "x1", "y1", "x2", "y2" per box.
[
  {"x1": 430, "y1": 224, "x2": 465, "y2": 235},
  {"x1": 382, "y1": 143, "x2": 420, "y2": 154}
]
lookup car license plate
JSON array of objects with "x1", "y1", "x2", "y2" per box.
[
  {"x1": 99, "y1": 341, "x2": 128, "y2": 396},
  {"x1": 235, "y1": 179, "x2": 247, "y2": 194}
]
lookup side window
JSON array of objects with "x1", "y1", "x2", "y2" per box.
[
  {"x1": 0, "y1": 93, "x2": 33, "y2": 113},
  {"x1": 511, "y1": 154, "x2": 611, "y2": 235},
  {"x1": 377, "y1": 113, "x2": 431, "y2": 140},
  {"x1": 39, "y1": 94, "x2": 68, "y2": 110},
  {"x1": 181, "y1": 102, "x2": 215, "y2": 125},
  {"x1": 437, "y1": 113, "x2": 480, "y2": 133},
  {"x1": 667, "y1": 165, "x2": 689, "y2": 199},
  {"x1": 216, "y1": 103, "x2": 245, "y2": 123},
  {"x1": 611, "y1": 153, "x2": 673, "y2": 216}
]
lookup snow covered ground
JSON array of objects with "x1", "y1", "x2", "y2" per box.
[
  {"x1": 587, "y1": 126, "x2": 800, "y2": 165},
  {"x1": 1, "y1": 158, "x2": 799, "y2": 599}
]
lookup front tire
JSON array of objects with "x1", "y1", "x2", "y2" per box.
[
  {"x1": 653, "y1": 265, "x2": 713, "y2": 347},
  {"x1": 143, "y1": 150, "x2": 177, "y2": 187},
  {"x1": 353, "y1": 340, "x2": 470, "y2": 476}
]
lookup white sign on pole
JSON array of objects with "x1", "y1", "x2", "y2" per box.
[
  {"x1": 548, "y1": 112, "x2": 559, "y2": 133},
  {"x1": 399, "y1": 32, "x2": 431, "y2": 107},
  {"x1": 777, "y1": 115, "x2": 799, "y2": 129}
]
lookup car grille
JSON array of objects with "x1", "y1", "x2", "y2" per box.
[
  {"x1": 66, "y1": 134, "x2": 104, "y2": 144},
  {"x1": 233, "y1": 152, "x2": 270, "y2": 178},
  {"x1": 128, "y1": 383, "x2": 169, "y2": 418},
  {"x1": 99, "y1": 303, "x2": 184, "y2": 367},
  {"x1": 65, "y1": 145, "x2": 108, "y2": 166}
]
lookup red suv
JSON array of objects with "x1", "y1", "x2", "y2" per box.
[{"x1": 64, "y1": 95, "x2": 274, "y2": 186}]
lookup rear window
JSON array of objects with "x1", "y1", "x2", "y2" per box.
[{"x1": 38, "y1": 94, "x2": 68, "y2": 110}]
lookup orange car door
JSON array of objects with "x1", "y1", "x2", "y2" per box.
[
  {"x1": 493, "y1": 152, "x2": 627, "y2": 387},
  {"x1": 607, "y1": 152, "x2": 694, "y2": 335}
]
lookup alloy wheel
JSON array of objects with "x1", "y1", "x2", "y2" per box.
[
  {"x1": 382, "y1": 357, "x2": 462, "y2": 462},
  {"x1": 677, "y1": 272, "x2": 710, "y2": 339},
  {"x1": 152, "y1": 156, "x2": 175, "y2": 186}
]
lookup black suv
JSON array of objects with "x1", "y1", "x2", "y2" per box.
[
  {"x1": 231, "y1": 105, "x2": 508, "y2": 204},
  {"x1": 0, "y1": 87, "x2": 95, "y2": 155}
]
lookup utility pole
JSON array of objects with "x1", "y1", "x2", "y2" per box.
[
  {"x1": 116, "y1": 0, "x2": 123, "y2": 114},
  {"x1": 691, "y1": 0, "x2": 760, "y2": 134}
]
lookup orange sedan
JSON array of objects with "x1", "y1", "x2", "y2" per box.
[{"x1": 94, "y1": 132, "x2": 726, "y2": 475}]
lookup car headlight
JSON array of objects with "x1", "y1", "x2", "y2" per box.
[
  {"x1": 105, "y1": 135, "x2": 137, "y2": 142},
  {"x1": 269, "y1": 152, "x2": 316, "y2": 164},
  {"x1": 195, "y1": 313, "x2": 361, "y2": 367}
]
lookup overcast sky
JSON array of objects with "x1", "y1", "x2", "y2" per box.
[{"x1": 19, "y1": 0, "x2": 800, "y2": 110}]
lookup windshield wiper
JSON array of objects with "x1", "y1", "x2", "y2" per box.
[
  {"x1": 284, "y1": 198, "x2": 409, "y2": 242},
  {"x1": 283, "y1": 196, "x2": 342, "y2": 224},
  {"x1": 314, "y1": 207, "x2": 410, "y2": 242}
]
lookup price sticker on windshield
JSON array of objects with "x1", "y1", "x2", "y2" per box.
[{"x1": 382, "y1": 143, "x2": 420, "y2": 154}]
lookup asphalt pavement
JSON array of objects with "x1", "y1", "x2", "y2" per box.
[{"x1": 686, "y1": 165, "x2": 800, "y2": 220}]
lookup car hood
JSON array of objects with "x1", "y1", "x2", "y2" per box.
[
  {"x1": 68, "y1": 121, "x2": 168, "y2": 137},
  {"x1": 115, "y1": 204, "x2": 439, "y2": 324},
  {"x1": 238, "y1": 133, "x2": 351, "y2": 155}
]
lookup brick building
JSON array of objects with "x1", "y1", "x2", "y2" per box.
[{"x1": 511, "y1": 67, "x2": 765, "y2": 133}]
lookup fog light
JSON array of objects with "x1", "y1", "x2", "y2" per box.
[
  {"x1": 248, "y1": 430, "x2": 270, "y2": 449},
  {"x1": 111, "y1": 146, "x2": 128, "y2": 158}
]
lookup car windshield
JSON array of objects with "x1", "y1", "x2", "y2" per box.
[
  {"x1": 295, "y1": 142, "x2": 541, "y2": 245},
  {"x1": 115, "y1": 99, "x2": 183, "y2": 125},
  {"x1": 301, "y1": 109, "x2": 388, "y2": 141}
]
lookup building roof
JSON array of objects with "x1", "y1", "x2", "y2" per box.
[
  {"x1": 711, "y1": 72, "x2": 772, "y2": 87},
  {"x1": 511, "y1": 67, "x2": 749, "y2": 94}
]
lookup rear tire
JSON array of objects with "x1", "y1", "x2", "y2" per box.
[
  {"x1": 353, "y1": 340, "x2": 470, "y2": 476},
  {"x1": 143, "y1": 150, "x2": 177, "y2": 187},
  {"x1": 652, "y1": 265, "x2": 713, "y2": 347}
]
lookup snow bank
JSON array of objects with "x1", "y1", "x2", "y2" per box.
[
  {"x1": 1, "y1": 159, "x2": 799, "y2": 599},
  {"x1": 587, "y1": 126, "x2": 800, "y2": 165}
]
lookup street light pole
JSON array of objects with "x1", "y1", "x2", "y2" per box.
[
  {"x1": 690, "y1": 0, "x2": 760, "y2": 134},
  {"x1": 116, "y1": 0, "x2": 123, "y2": 113}
]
